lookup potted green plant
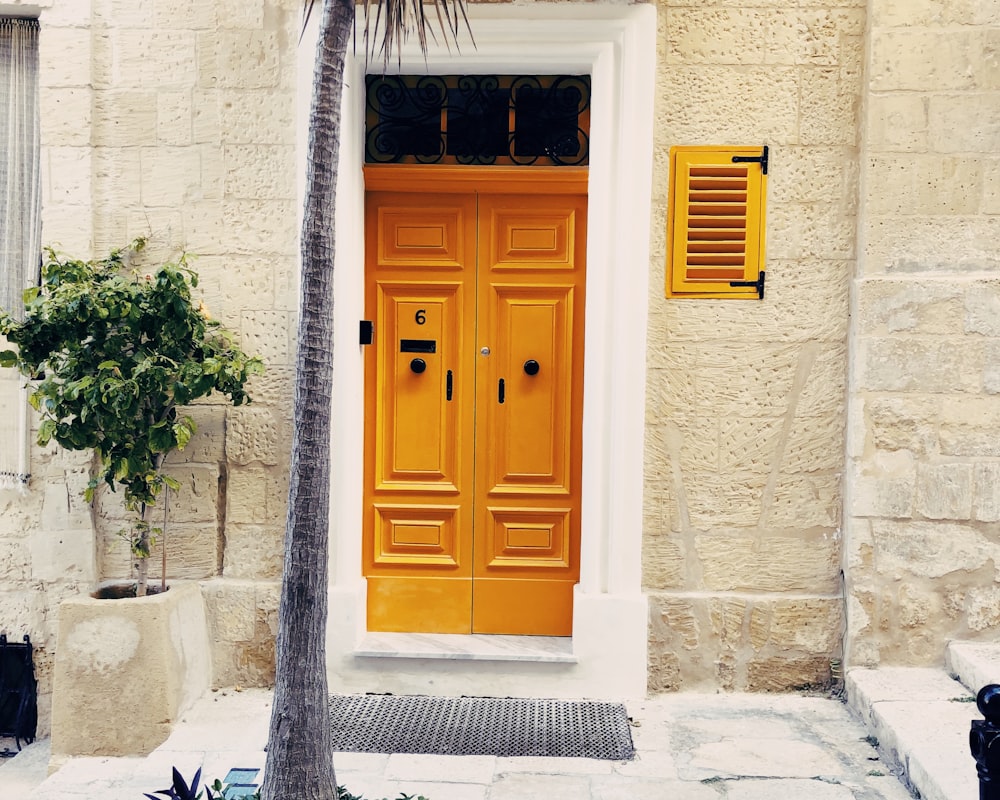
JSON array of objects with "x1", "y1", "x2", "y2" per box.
[{"x1": 0, "y1": 238, "x2": 263, "y2": 596}]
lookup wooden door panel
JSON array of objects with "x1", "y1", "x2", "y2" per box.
[
  {"x1": 373, "y1": 285, "x2": 462, "y2": 489},
  {"x1": 377, "y1": 206, "x2": 470, "y2": 270},
  {"x1": 485, "y1": 202, "x2": 581, "y2": 271},
  {"x1": 484, "y1": 286, "x2": 575, "y2": 494}
]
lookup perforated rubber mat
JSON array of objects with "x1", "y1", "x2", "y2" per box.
[{"x1": 328, "y1": 694, "x2": 635, "y2": 760}]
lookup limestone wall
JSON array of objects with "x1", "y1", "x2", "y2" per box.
[
  {"x1": 845, "y1": 0, "x2": 1000, "y2": 666},
  {"x1": 644, "y1": 0, "x2": 862, "y2": 691},
  {"x1": 0, "y1": 0, "x2": 299, "y2": 733}
]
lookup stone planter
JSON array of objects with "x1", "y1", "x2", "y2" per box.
[{"x1": 50, "y1": 581, "x2": 211, "y2": 759}]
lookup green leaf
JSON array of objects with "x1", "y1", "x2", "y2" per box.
[{"x1": 0, "y1": 349, "x2": 18, "y2": 368}]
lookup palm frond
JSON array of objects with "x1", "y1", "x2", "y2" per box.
[{"x1": 302, "y1": 0, "x2": 472, "y2": 65}]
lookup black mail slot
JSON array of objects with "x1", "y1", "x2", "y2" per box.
[{"x1": 400, "y1": 339, "x2": 436, "y2": 353}]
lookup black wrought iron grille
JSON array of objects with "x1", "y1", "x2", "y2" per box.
[{"x1": 365, "y1": 75, "x2": 591, "y2": 166}]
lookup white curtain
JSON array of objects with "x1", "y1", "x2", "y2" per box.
[{"x1": 0, "y1": 18, "x2": 41, "y2": 489}]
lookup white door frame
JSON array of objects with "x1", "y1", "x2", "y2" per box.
[{"x1": 299, "y1": 2, "x2": 657, "y2": 699}]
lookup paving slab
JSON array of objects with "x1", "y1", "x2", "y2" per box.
[
  {"x1": 10, "y1": 688, "x2": 916, "y2": 800},
  {"x1": 847, "y1": 666, "x2": 980, "y2": 800},
  {"x1": 946, "y1": 640, "x2": 1000, "y2": 694}
]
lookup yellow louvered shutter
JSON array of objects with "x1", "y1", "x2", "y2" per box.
[{"x1": 667, "y1": 145, "x2": 768, "y2": 299}]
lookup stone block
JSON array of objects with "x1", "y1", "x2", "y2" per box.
[
  {"x1": 641, "y1": 531, "x2": 684, "y2": 590},
  {"x1": 965, "y1": 279, "x2": 1000, "y2": 335},
  {"x1": 175, "y1": 406, "x2": 227, "y2": 464},
  {"x1": 716, "y1": 416, "x2": 781, "y2": 476},
  {"x1": 45, "y1": 146, "x2": 91, "y2": 207},
  {"x1": 222, "y1": 523, "x2": 283, "y2": 580},
  {"x1": 215, "y1": 30, "x2": 282, "y2": 89},
  {"x1": 140, "y1": 146, "x2": 203, "y2": 206},
  {"x1": 156, "y1": 92, "x2": 194, "y2": 146},
  {"x1": 984, "y1": 159, "x2": 1000, "y2": 215},
  {"x1": 92, "y1": 90, "x2": 157, "y2": 147},
  {"x1": 753, "y1": 598, "x2": 842, "y2": 654},
  {"x1": 871, "y1": 29, "x2": 1000, "y2": 92},
  {"x1": 870, "y1": 519, "x2": 998, "y2": 580},
  {"x1": 240, "y1": 309, "x2": 293, "y2": 366},
  {"x1": 181, "y1": 202, "x2": 226, "y2": 255},
  {"x1": 226, "y1": 465, "x2": 269, "y2": 525},
  {"x1": 708, "y1": 597, "x2": 747, "y2": 649},
  {"x1": 915, "y1": 462, "x2": 972, "y2": 520},
  {"x1": 219, "y1": 90, "x2": 295, "y2": 145},
  {"x1": 746, "y1": 657, "x2": 832, "y2": 691},
  {"x1": 767, "y1": 201, "x2": 856, "y2": 260},
  {"x1": 240, "y1": 365, "x2": 294, "y2": 407},
  {"x1": 967, "y1": 586, "x2": 1000, "y2": 632},
  {"x1": 686, "y1": 473, "x2": 767, "y2": 528},
  {"x1": 225, "y1": 404, "x2": 289, "y2": 467},
  {"x1": 865, "y1": 395, "x2": 940, "y2": 455},
  {"x1": 154, "y1": 0, "x2": 217, "y2": 29},
  {"x1": 696, "y1": 533, "x2": 840, "y2": 593},
  {"x1": 659, "y1": 259, "x2": 851, "y2": 345},
  {"x1": 799, "y1": 68, "x2": 860, "y2": 147},
  {"x1": 865, "y1": 94, "x2": 927, "y2": 152},
  {"x1": 768, "y1": 9, "x2": 865, "y2": 67},
  {"x1": 223, "y1": 144, "x2": 296, "y2": 200},
  {"x1": 217, "y1": 0, "x2": 265, "y2": 29},
  {"x1": 222, "y1": 199, "x2": 297, "y2": 255},
  {"x1": 202, "y1": 578, "x2": 256, "y2": 642},
  {"x1": 897, "y1": 583, "x2": 936, "y2": 630},
  {"x1": 665, "y1": 8, "x2": 767, "y2": 65},
  {"x1": 39, "y1": 27, "x2": 91, "y2": 88},
  {"x1": 929, "y1": 94, "x2": 1000, "y2": 154},
  {"x1": 864, "y1": 215, "x2": 1000, "y2": 274},
  {"x1": 40, "y1": 88, "x2": 92, "y2": 146},
  {"x1": 873, "y1": 0, "x2": 1000, "y2": 26},
  {"x1": 192, "y1": 90, "x2": 221, "y2": 144},
  {"x1": 161, "y1": 465, "x2": 220, "y2": 524},
  {"x1": 867, "y1": 155, "x2": 983, "y2": 216},
  {"x1": 849, "y1": 451, "x2": 915, "y2": 519},
  {"x1": 0, "y1": 540, "x2": 31, "y2": 581},
  {"x1": 114, "y1": 30, "x2": 198, "y2": 90},
  {"x1": 767, "y1": 474, "x2": 843, "y2": 528},
  {"x1": 940, "y1": 396, "x2": 1000, "y2": 456},
  {"x1": 779, "y1": 413, "x2": 846, "y2": 475},
  {"x1": 654, "y1": 66, "x2": 799, "y2": 145},
  {"x1": 159, "y1": 523, "x2": 219, "y2": 581},
  {"x1": 857, "y1": 337, "x2": 981, "y2": 393},
  {"x1": 974, "y1": 462, "x2": 1000, "y2": 522},
  {"x1": 91, "y1": 147, "x2": 142, "y2": 207},
  {"x1": 856, "y1": 279, "x2": 964, "y2": 335}
]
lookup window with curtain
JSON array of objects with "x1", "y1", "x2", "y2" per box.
[{"x1": 0, "y1": 17, "x2": 41, "y2": 488}]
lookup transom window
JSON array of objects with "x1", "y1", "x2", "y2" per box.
[{"x1": 365, "y1": 74, "x2": 590, "y2": 166}]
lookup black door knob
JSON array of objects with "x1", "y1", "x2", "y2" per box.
[
  {"x1": 523, "y1": 359, "x2": 540, "y2": 376},
  {"x1": 410, "y1": 358, "x2": 426, "y2": 374}
]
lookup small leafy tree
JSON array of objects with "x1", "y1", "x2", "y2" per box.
[{"x1": 0, "y1": 239, "x2": 264, "y2": 596}]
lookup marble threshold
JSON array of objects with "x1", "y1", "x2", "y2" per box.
[{"x1": 354, "y1": 632, "x2": 577, "y2": 663}]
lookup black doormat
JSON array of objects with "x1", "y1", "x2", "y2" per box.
[{"x1": 328, "y1": 694, "x2": 635, "y2": 760}]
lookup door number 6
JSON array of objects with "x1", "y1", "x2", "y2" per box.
[{"x1": 415, "y1": 309, "x2": 426, "y2": 325}]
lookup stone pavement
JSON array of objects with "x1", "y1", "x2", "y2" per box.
[{"x1": 2, "y1": 689, "x2": 916, "y2": 800}]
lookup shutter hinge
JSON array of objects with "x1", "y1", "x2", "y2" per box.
[
  {"x1": 729, "y1": 271, "x2": 766, "y2": 300},
  {"x1": 732, "y1": 145, "x2": 769, "y2": 175},
  {"x1": 360, "y1": 320, "x2": 374, "y2": 345}
]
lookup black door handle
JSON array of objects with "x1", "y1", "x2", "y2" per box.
[
  {"x1": 524, "y1": 359, "x2": 540, "y2": 376},
  {"x1": 446, "y1": 370, "x2": 453, "y2": 401},
  {"x1": 498, "y1": 378, "x2": 505, "y2": 404},
  {"x1": 410, "y1": 358, "x2": 426, "y2": 374}
]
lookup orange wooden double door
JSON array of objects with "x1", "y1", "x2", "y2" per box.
[{"x1": 362, "y1": 167, "x2": 587, "y2": 635}]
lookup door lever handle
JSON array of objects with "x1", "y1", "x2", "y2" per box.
[
  {"x1": 498, "y1": 378, "x2": 505, "y2": 404},
  {"x1": 446, "y1": 370, "x2": 453, "y2": 401}
]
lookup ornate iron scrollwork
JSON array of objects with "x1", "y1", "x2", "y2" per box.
[{"x1": 365, "y1": 74, "x2": 591, "y2": 166}]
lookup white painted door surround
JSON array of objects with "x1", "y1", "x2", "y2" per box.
[{"x1": 298, "y1": 3, "x2": 657, "y2": 700}]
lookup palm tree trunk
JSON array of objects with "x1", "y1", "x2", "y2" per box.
[{"x1": 260, "y1": 1, "x2": 353, "y2": 797}]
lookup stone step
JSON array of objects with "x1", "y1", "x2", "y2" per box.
[
  {"x1": 846, "y1": 666, "x2": 978, "y2": 800},
  {"x1": 946, "y1": 640, "x2": 1000, "y2": 695}
]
